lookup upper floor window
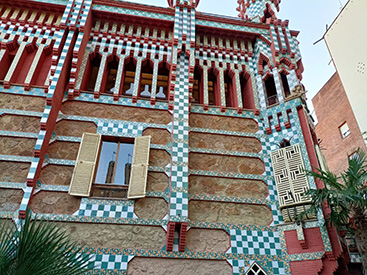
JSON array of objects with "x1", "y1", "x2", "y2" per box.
[
  {"x1": 264, "y1": 75, "x2": 278, "y2": 106},
  {"x1": 339, "y1": 122, "x2": 350, "y2": 139},
  {"x1": 280, "y1": 72, "x2": 291, "y2": 98}
]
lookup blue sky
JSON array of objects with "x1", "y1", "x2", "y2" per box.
[{"x1": 128, "y1": 0, "x2": 348, "y2": 112}]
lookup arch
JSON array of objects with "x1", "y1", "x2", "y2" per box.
[
  {"x1": 263, "y1": 73, "x2": 278, "y2": 106},
  {"x1": 103, "y1": 54, "x2": 119, "y2": 94},
  {"x1": 139, "y1": 58, "x2": 154, "y2": 98},
  {"x1": 207, "y1": 67, "x2": 220, "y2": 106},
  {"x1": 192, "y1": 64, "x2": 203, "y2": 104},
  {"x1": 258, "y1": 53, "x2": 272, "y2": 75},
  {"x1": 223, "y1": 69, "x2": 237, "y2": 108},
  {"x1": 81, "y1": 51, "x2": 101, "y2": 91},
  {"x1": 157, "y1": 60, "x2": 170, "y2": 100},
  {"x1": 121, "y1": 56, "x2": 137, "y2": 96},
  {"x1": 279, "y1": 57, "x2": 292, "y2": 68},
  {"x1": 240, "y1": 70, "x2": 255, "y2": 109}
]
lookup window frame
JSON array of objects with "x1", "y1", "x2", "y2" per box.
[
  {"x1": 69, "y1": 133, "x2": 150, "y2": 200},
  {"x1": 339, "y1": 122, "x2": 351, "y2": 139}
]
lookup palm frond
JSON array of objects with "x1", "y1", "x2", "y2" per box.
[{"x1": 1, "y1": 210, "x2": 93, "y2": 275}]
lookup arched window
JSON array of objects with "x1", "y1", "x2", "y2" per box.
[
  {"x1": 82, "y1": 52, "x2": 101, "y2": 92},
  {"x1": 280, "y1": 71, "x2": 290, "y2": 98},
  {"x1": 192, "y1": 65, "x2": 203, "y2": 104},
  {"x1": 122, "y1": 56, "x2": 136, "y2": 96},
  {"x1": 156, "y1": 60, "x2": 170, "y2": 100},
  {"x1": 139, "y1": 59, "x2": 154, "y2": 98},
  {"x1": 104, "y1": 55, "x2": 119, "y2": 94},
  {"x1": 224, "y1": 70, "x2": 236, "y2": 108},
  {"x1": 240, "y1": 71, "x2": 255, "y2": 109},
  {"x1": 264, "y1": 74, "x2": 278, "y2": 106},
  {"x1": 208, "y1": 67, "x2": 220, "y2": 106}
]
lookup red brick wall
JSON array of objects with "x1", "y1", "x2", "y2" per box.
[{"x1": 312, "y1": 73, "x2": 367, "y2": 175}]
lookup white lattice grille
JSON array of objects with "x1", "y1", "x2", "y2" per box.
[{"x1": 271, "y1": 144, "x2": 311, "y2": 208}]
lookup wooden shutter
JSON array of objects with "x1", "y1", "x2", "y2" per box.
[
  {"x1": 128, "y1": 136, "x2": 151, "y2": 199},
  {"x1": 271, "y1": 144, "x2": 312, "y2": 208},
  {"x1": 69, "y1": 133, "x2": 101, "y2": 197}
]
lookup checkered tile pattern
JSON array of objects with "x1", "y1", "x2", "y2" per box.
[
  {"x1": 19, "y1": 186, "x2": 33, "y2": 212},
  {"x1": 88, "y1": 254, "x2": 134, "y2": 270},
  {"x1": 350, "y1": 253, "x2": 362, "y2": 263},
  {"x1": 98, "y1": 121, "x2": 143, "y2": 137},
  {"x1": 270, "y1": 204, "x2": 283, "y2": 226},
  {"x1": 169, "y1": 53, "x2": 190, "y2": 220},
  {"x1": 74, "y1": 198, "x2": 137, "y2": 219},
  {"x1": 228, "y1": 229, "x2": 282, "y2": 256}
]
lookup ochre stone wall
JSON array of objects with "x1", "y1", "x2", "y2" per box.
[
  {"x1": 189, "y1": 201, "x2": 272, "y2": 225},
  {"x1": 0, "y1": 137, "x2": 36, "y2": 156},
  {"x1": 127, "y1": 257, "x2": 232, "y2": 275},
  {"x1": 0, "y1": 115, "x2": 40, "y2": 133},
  {"x1": 190, "y1": 133, "x2": 261, "y2": 153},
  {"x1": 0, "y1": 162, "x2": 30, "y2": 182},
  {"x1": 39, "y1": 165, "x2": 74, "y2": 186},
  {"x1": 31, "y1": 192, "x2": 81, "y2": 215},
  {"x1": 134, "y1": 198, "x2": 167, "y2": 219},
  {"x1": 147, "y1": 172, "x2": 169, "y2": 192},
  {"x1": 189, "y1": 153, "x2": 264, "y2": 174},
  {"x1": 0, "y1": 94, "x2": 45, "y2": 112},
  {"x1": 61, "y1": 223, "x2": 166, "y2": 250},
  {"x1": 47, "y1": 141, "x2": 80, "y2": 160},
  {"x1": 143, "y1": 128, "x2": 171, "y2": 145},
  {"x1": 149, "y1": 149, "x2": 170, "y2": 167},
  {"x1": 54, "y1": 120, "x2": 97, "y2": 137},
  {"x1": 0, "y1": 189, "x2": 23, "y2": 212},
  {"x1": 186, "y1": 229, "x2": 229, "y2": 252},
  {"x1": 189, "y1": 176, "x2": 268, "y2": 199},
  {"x1": 190, "y1": 114, "x2": 258, "y2": 133},
  {"x1": 61, "y1": 101, "x2": 172, "y2": 124}
]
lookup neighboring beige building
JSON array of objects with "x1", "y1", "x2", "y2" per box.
[{"x1": 324, "y1": 0, "x2": 367, "y2": 144}]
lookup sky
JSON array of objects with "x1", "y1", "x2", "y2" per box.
[{"x1": 126, "y1": 0, "x2": 348, "y2": 114}]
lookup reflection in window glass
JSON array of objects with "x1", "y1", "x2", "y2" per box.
[{"x1": 95, "y1": 141, "x2": 134, "y2": 185}]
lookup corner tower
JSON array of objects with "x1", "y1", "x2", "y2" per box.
[{"x1": 237, "y1": 0, "x2": 281, "y2": 21}]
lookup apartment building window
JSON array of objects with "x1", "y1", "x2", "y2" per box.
[
  {"x1": 349, "y1": 151, "x2": 358, "y2": 160},
  {"x1": 339, "y1": 122, "x2": 350, "y2": 139},
  {"x1": 69, "y1": 133, "x2": 151, "y2": 199}
]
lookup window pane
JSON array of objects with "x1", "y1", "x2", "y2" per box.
[
  {"x1": 114, "y1": 142, "x2": 134, "y2": 185},
  {"x1": 340, "y1": 123, "x2": 350, "y2": 138},
  {"x1": 95, "y1": 141, "x2": 118, "y2": 184}
]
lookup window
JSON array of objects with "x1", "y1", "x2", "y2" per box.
[
  {"x1": 69, "y1": 133, "x2": 151, "y2": 199},
  {"x1": 224, "y1": 70, "x2": 236, "y2": 108},
  {"x1": 339, "y1": 122, "x2": 350, "y2": 139},
  {"x1": 349, "y1": 151, "x2": 358, "y2": 160},
  {"x1": 264, "y1": 75, "x2": 278, "y2": 106},
  {"x1": 280, "y1": 72, "x2": 291, "y2": 97},
  {"x1": 246, "y1": 263, "x2": 267, "y2": 275}
]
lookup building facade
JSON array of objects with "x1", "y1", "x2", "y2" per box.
[
  {"x1": 313, "y1": 72, "x2": 367, "y2": 176},
  {"x1": 0, "y1": 0, "x2": 343, "y2": 274},
  {"x1": 324, "y1": 0, "x2": 367, "y2": 144}
]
